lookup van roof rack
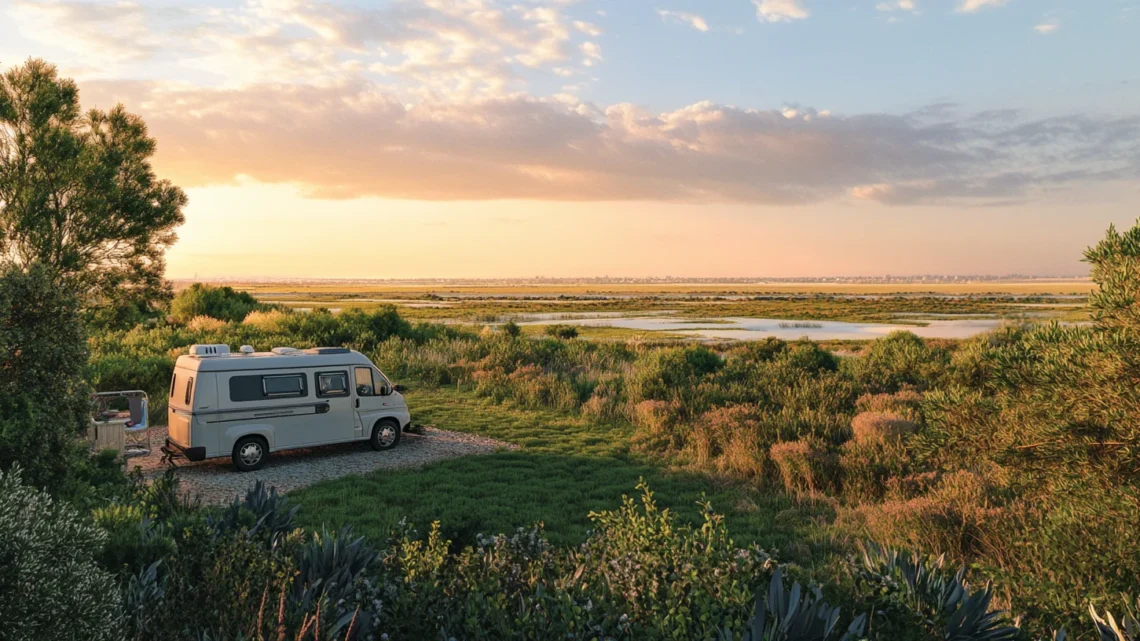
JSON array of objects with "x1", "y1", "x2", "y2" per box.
[{"x1": 304, "y1": 347, "x2": 350, "y2": 355}]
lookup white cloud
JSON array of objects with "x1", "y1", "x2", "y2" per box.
[
  {"x1": 876, "y1": 0, "x2": 917, "y2": 13},
  {"x1": 957, "y1": 0, "x2": 1009, "y2": 13},
  {"x1": 1034, "y1": 20, "x2": 1060, "y2": 34},
  {"x1": 572, "y1": 20, "x2": 602, "y2": 36},
  {"x1": 7, "y1": 0, "x2": 164, "y2": 65},
  {"x1": 580, "y1": 41, "x2": 603, "y2": 66},
  {"x1": 4, "y1": 0, "x2": 603, "y2": 99},
  {"x1": 657, "y1": 9, "x2": 709, "y2": 32},
  {"x1": 753, "y1": 0, "x2": 809, "y2": 23}
]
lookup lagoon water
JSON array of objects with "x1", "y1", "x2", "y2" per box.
[{"x1": 522, "y1": 316, "x2": 1007, "y2": 341}]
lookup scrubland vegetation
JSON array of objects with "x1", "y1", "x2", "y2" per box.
[{"x1": 2, "y1": 219, "x2": 1125, "y2": 640}]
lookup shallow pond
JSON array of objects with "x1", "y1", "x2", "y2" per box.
[{"x1": 521, "y1": 316, "x2": 1008, "y2": 341}]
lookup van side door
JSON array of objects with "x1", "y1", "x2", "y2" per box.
[
  {"x1": 314, "y1": 370, "x2": 357, "y2": 442},
  {"x1": 353, "y1": 366, "x2": 393, "y2": 437}
]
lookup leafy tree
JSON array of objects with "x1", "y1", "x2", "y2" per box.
[
  {"x1": 0, "y1": 58, "x2": 186, "y2": 324},
  {"x1": 1085, "y1": 219, "x2": 1140, "y2": 333},
  {"x1": 0, "y1": 263, "x2": 92, "y2": 492}
]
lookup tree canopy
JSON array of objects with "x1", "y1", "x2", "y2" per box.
[
  {"x1": 1085, "y1": 219, "x2": 1140, "y2": 334},
  {"x1": 0, "y1": 58, "x2": 186, "y2": 324}
]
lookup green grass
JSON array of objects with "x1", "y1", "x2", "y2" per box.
[{"x1": 289, "y1": 386, "x2": 840, "y2": 564}]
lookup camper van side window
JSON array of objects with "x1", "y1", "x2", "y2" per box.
[
  {"x1": 317, "y1": 371, "x2": 349, "y2": 398},
  {"x1": 229, "y1": 375, "x2": 308, "y2": 402},
  {"x1": 263, "y1": 374, "x2": 307, "y2": 398},
  {"x1": 170, "y1": 374, "x2": 177, "y2": 398},
  {"x1": 185, "y1": 377, "x2": 194, "y2": 405}
]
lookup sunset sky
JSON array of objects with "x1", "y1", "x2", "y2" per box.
[{"x1": 2, "y1": 0, "x2": 1138, "y2": 278}]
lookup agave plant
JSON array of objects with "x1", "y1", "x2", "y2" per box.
[
  {"x1": 722, "y1": 568, "x2": 867, "y2": 641},
  {"x1": 120, "y1": 560, "x2": 166, "y2": 640},
  {"x1": 1089, "y1": 601, "x2": 1140, "y2": 641},
  {"x1": 853, "y1": 541, "x2": 1019, "y2": 641},
  {"x1": 209, "y1": 480, "x2": 299, "y2": 541},
  {"x1": 289, "y1": 527, "x2": 379, "y2": 640}
]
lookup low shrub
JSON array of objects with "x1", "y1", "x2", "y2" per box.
[
  {"x1": 545, "y1": 323, "x2": 579, "y2": 339},
  {"x1": 501, "y1": 320, "x2": 522, "y2": 337},
  {"x1": 770, "y1": 439, "x2": 835, "y2": 497},
  {"x1": 0, "y1": 465, "x2": 121, "y2": 641},
  {"x1": 855, "y1": 389, "x2": 924, "y2": 423},
  {"x1": 377, "y1": 481, "x2": 776, "y2": 641},
  {"x1": 839, "y1": 467, "x2": 1015, "y2": 563},
  {"x1": 686, "y1": 405, "x2": 768, "y2": 479},
  {"x1": 846, "y1": 331, "x2": 951, "y2": 394},
  {"x1": 839, "y1": 436, "x2": 911, "y2": 503},
  {"x1": 850, "y1": 411, "x2": 917, "y2": 446}
]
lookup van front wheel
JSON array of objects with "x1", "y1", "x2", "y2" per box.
[
  {"x1": 370, "y1": 419, "x2": 401, "y2": 451},
  {"x1": 233, "y1": 436, "x2": 268, "y2": 472}
]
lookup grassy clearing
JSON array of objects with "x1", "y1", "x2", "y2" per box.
[{"x1": 289, "y1": 386, "x2": 839, "y2": 562}]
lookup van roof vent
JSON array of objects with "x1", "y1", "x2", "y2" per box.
[
  {"x1": 271, "y1": 347, "x2": 300, "y2": 355},
  {"x1": 304, "y1": 347, "x2": 350, "y2": 355},
  {"x1": 189, "y1": 344, "x2": 230, "y2": 358}
]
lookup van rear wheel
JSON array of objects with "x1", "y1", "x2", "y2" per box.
[
  {"x1": 233, "y1": 436, "x2": 268, "y2": 472},
  {"x1": 370, "y1": 419, "x2": 401, "y2": 451}
]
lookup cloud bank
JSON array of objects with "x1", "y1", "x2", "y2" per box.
[
  {"x1": 79, "y1": 80, "x2": 1140, "y2": 206},
  {"x1": 7, "y1": 0, "x2": 1137, "y2": 208}
]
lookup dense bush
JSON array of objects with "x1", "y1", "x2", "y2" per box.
[
  {"x1": 87, "y1": 472, "x2": 1140, "y2": 641},
  {"x1": 0, "y1": 465, "x2": 121, "y2": 641},
  {"x1": 378, "y1": 482, "x2": 777, "y2": 641},
  {"x1": 0, "y1": 264, "x2": 94, "y2": 492},
  {"x1": 544, "y1": 323, "x2": 579, "y2": 339},
  {"x1": 169, "y1": 283, "x2": 264, "y2": 323}
]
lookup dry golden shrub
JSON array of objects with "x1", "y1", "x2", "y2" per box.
[
  {"x1": 770, "y1": 440, "x2": 835, "y2": 497},
  {"x1": 855, "y1": 389, "x2": 924, "y2": 422},
  {"x1": 850, "y1": 411, "x2": 917, "y2": 445},
  {"x1": 840, "y1": 465, "x2": 1018, "y2": 562},
  {"x1": 186, "y1": 315, "x2": 228, "y2": 332},
  {"x1": 243, "y1": 309, "x2": 289, "y2": 332}
]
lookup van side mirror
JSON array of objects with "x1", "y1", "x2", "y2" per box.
[{"x1": 393, "y1": 384, "x2": 406, "y2": 393}]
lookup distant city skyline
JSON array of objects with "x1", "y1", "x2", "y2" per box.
[{"x1": 2, "y1": 0, "x2": 1137, "y2": 278}]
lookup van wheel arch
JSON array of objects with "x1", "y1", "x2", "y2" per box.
[
  {"x1": 370, "y1": 418, "x2": 401, "y2": 451},
  {"x1": 233, "y1": 435, "x2": 269, "y2": 472}
]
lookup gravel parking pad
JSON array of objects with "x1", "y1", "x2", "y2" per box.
[{"x1": 132, "y1": 426, "x2": 512, "y2": 505}]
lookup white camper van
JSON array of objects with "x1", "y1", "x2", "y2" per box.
[{"x1": 165, "y1": 344, "x2": 410, "y2": 471}]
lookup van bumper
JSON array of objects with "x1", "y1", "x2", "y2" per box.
[{"x1": 165, "y1": 438, "x2": 206, "y2": 462}]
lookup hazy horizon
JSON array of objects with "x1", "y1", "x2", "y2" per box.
[{"x1": 3, "y1": 0, "x2": 1137, "y2": 279}]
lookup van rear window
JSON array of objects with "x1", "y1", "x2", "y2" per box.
[{"x1": 229, "y1": 374, "x2": 308, "y2": 402}]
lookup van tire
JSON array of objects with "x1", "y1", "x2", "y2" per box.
[
  {"x1": 233, "y1": 436, "x2": 268, "y2": 472},
  {"x1": 370, "y1": 419, "x2": 401, "y2": 451}
]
